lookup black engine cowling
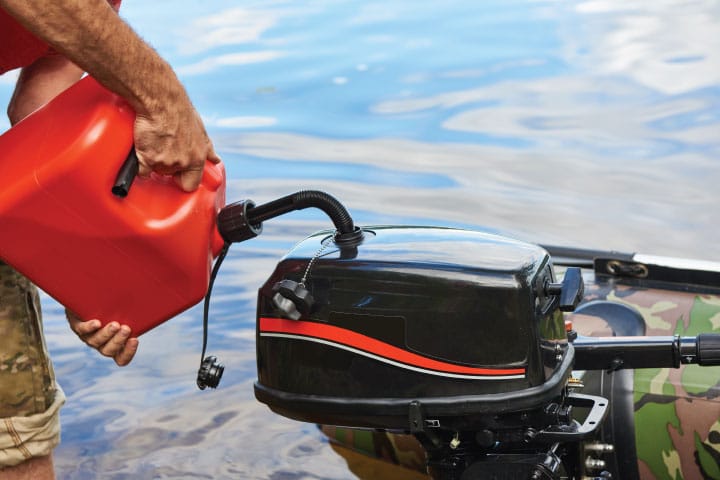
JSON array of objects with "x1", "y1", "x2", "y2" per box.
[{"x1": 254, "y1": 226, "x2": 585, "y2": 431}]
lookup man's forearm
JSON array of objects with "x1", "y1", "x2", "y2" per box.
[{"x1": 0, "y1": 0, "x2": 188, "y2": 117}]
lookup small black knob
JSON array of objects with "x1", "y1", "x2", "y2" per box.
[{"x1": 272, "y1": 279, "x2": 314, "y2": 320}]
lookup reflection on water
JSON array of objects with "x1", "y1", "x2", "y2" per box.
[{"x1": 0, "y1": 0, "x2": 718, "y2": 478}]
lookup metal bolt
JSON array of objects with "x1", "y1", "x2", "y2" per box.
[
  {"x1": 585, "y1": 457, "x2": 606, "y2": 470},
  {"x1": 585, "y1": 443, "x2": 615, "y2": 454},
  {"x1": 568, "y1": 377, "x2": 585, "y2": 389}
]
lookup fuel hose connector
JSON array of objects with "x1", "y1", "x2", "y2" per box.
[{"x1": 217, "y1": 200, "x2": 263, "y2": 244}]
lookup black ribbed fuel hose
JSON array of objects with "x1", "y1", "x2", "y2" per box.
[{"x1": 246, "y1": 190, "x2": 356, "y2": 236}]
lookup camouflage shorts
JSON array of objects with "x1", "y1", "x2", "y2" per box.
[{"x1": 0, "y1": 261, "x2": 64, "y2": 467}]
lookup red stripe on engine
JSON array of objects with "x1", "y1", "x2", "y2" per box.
[{"x1": 259, "y1": 317, "x2": 526, "y2": 376}]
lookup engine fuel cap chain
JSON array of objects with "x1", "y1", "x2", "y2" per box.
[{"x1": 272, "y1": 235, "x2": 333, "y2": 320}]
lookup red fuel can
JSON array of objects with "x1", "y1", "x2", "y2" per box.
[{"x1": 0, "y1": 76, "x2": 226, "y2": 336}]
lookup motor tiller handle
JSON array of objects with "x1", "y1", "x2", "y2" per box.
[{"x1": 573, "y1": 333, "x2": 720, "y2": 370}]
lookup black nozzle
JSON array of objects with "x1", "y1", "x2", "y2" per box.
[{"x1": 112, "y1": 147, "x2": 139, "y2": 198}]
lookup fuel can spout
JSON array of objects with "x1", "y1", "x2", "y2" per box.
[{"x1": 217, "y1": 190, "x2": 363, "y2": 245}]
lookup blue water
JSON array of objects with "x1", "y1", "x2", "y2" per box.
[{"x1": 1, "y1": 0, "x2": 719, "y2": 478}]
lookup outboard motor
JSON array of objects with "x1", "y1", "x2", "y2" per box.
[
  {"x1": 254, "y1": 225, "x2": 606, "y2": 479},
  {"x1": 248, "y1": 204, "x2": 720, "y2": 480}
]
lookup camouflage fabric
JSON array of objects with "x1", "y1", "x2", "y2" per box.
[
  {"x1": 579, "y1": 281, "x2": 720, "y2": 480},
  {"x1": 0, "y1": 261, "x2": 56, "y2": 418},
  {"x1": 0, "y1": 260, "x2": 62, "y2": 466}
]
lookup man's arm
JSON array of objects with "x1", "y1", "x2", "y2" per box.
[
  {"x1": 0, "y1": 0, "x2": 220, "y2": 191},
  {"x1": 7, "y1": 54, "x2": 83, "y2": 125}
]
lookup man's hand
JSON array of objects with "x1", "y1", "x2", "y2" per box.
[
  {"x1": 66, "y1": 310, "x2": 139, "y2": 366},
  {"x1": 134, "y1": 100, "x2": 221, "y2": 192}
]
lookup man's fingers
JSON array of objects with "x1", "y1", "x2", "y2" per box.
[
  {"x1": 85, "y1": 322, "x2": 121, "y2": 349},
  {"x1": 173, "y1": 168, "x2": 203, "y2": 192},
  {"x1": 114, "y1": 337, "x2": 139, "y2": 367},
  {"x1": 66, "y1": 308, "x2": 103, "y2": 337},
  {"x1": 65, "y1": 311, "x2": 138, "y2": 365},
  {"x1": 137, "y1": 164, "x2": 153, "y2": 178},
  {"x1": 73, "y1": 319, "x2": 102, "y2": 336},
  {"x1": 135, "y1": 150, "x2": 153, "y2": 177},
  {"x1": 98, "y1": 325, "x2": 132, "y2": 357},
  {"x1": 207, "y1": 144, "x2": 221, "y2": 164}
]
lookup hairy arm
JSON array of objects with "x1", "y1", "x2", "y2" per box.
[{"x1": 0, "y1": 0, "x2": 220, "y2": 190}]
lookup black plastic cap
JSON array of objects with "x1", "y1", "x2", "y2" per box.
[
  {"x1": 197, "y1": 355, "x2": 225, "y2": 389},
  {"x1": 272, "y1": 279, "x2": 314, "y2": 320},
  {"x1": 217, "y1": 200, "x2": 263, "y2": 243}
]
